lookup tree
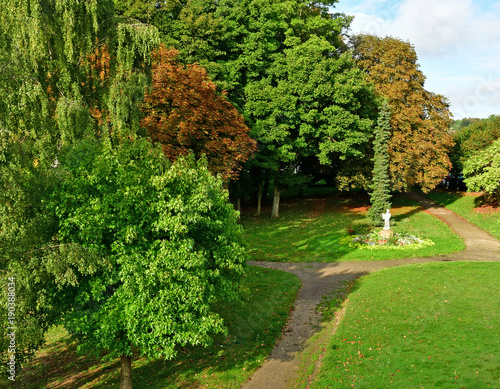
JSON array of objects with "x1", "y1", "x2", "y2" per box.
[
  {"x1": 114, "y1": 0, "x2": 156, "y2": 23},
  {"x1": 369, "y1": 101, "x2": 392, "y2": 226},
  {"x1": 56, "y1": 140, "x2": 246, "y2": 387},
  {"x1": 246, "y1": 35, "x2": 376, "y2": 217},
  {"x1": 0, "y1": 0, "x2": 156, "y2": 370},
  {"x1": 351, "y1": 34, "x2": 454, "y2": 192},
  {"x1": 450, "y1": 115, "x2": 500, "y2": 173},
  {"x1": 140, "y1": 45, "x2": 256, "y2": 180},
  {"x1": 128, "y1": 0, "x2": 379, "y2": 216},
  {"x1": 0, "y1": 2, "x2": 246, "y2": 388},
  {"x1": 463, "y1": 138, "x2": 500, "y2": 204}
]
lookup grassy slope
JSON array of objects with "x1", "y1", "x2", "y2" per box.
[
  {"x1": 5, "y1": 266, "x2": 300, "y2": 389},
  {"x1": 311, "y1": 262, "x2": 500, "y2": 388},
  {"x1": 243, "y1": 192, "x2": 465, "y2": 262},
  {"x1": 427, "y1": 190, "x2": 500, "y2": 240}
]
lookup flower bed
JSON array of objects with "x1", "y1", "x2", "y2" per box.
[{"x1": 341, "y1": 231, "x2": 435, "y2": 250}]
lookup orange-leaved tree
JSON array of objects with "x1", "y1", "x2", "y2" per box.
[
  {"x1": 140, "y1": 45, "x2": 256, "y2": 180},
  {"x1": 351, "y1": 35, "x2": 454, "y2": 192}
]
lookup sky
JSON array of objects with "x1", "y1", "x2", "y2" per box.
[{"x1": 334, "y1": 0, "x2": 500, "y2": 120}]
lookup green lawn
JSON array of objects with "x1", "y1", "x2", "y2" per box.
[
  {"x1": 310, "y1": 262, "x2": 500, "y2": 388},
  {"x1": 427, "y1": 189, "x2": 500, "y2": 240},
  {"x1": 5, "y1": 266, "x2": 300, "y2": 389},
  {"x1": 243, "y1": 192, "x2": 465, "y2": 262}
]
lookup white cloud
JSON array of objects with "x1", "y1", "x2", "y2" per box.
[
  {"x1": 338, "y1": 0, "x2": 500, "y2": 118},
  {"x1": 449, "y1": 76, "x2": 500, "y2": 118},
  {"x1": 390, "y1": 0, "x2": 474, "y2": 55}
]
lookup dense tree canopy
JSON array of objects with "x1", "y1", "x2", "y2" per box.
[
  {"x1": 143, "y1": 0, "x2": 377, "y2": 216},
  {"x1": 246, "y1": 35, "x2": 376, "y2": 216},
  {"x1": 140, "y1": 45, "x2": 256, "y2": 180},
  {"x1": 0, "y1": 2, "x2": 247, "y2": 388},
  {"x1": 450, "y1": 115, "x2": 500, "y2": 173},
  {"x1": 351, "y1": 34, "x2": 454, "y2": 192},
  {"x1": 0, "y1": 0, "x2": 157, "y2": 367}
]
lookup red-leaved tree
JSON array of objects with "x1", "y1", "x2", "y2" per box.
[{"x1": 141, "y1": 45, "x2": 256, "y2": 180}]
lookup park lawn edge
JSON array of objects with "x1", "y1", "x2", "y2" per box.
[{"x1": 309, "y1": 261, "x2": 500, "y2": 388}]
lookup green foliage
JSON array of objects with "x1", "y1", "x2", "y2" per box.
[
  {"x1": 450, "y1": 115, "x2": 500, "y2": 173},
  {"x1": 1, "y1": 138, "x2": 247, "y2": 368},
  {"x1": 114, "y1": 0, "x2": 156, "y2": 23},
  {"x1": 0, "y1": 0, "x2": 159, "y2": 165},
  {"x1": 246, "y1": 36, "x2": 376, "y2": 165},
  {"x1": 56, "y1": 141, "x2": 246, "y2": 361},
  {"x1": 0, "y1": 1, "x2": 160, "y2": 368},
  {"x1": 463, "y1": 138, "x2": 500, "y2": 202},
  {"x1": 1, "y1": 266, "x2": 300, "y2": 388},
  {"x1": 368, "y1": 101, "x2": 392, "y2": 226},
  {"x1": 141, "y1": 0, "x2": 377, "y2": 215},
  {"x1": 0, "y1": 2, "x2": 246, "y2": 380}
]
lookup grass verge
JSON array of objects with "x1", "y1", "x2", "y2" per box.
[
  {"x1": 5, "y1": 266, "x2": 300, "y2": 389},
  {"x1": 311, "y1": 262, "x2": 500, "y2": 388},
  {"x1": 243, "y1": 192, "x2": 465, "y2": 262},
  {"x1": 427, "y1": 189, "x2": 500, "y2": 240}
]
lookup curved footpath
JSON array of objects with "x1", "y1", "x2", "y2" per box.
[{"x1": 242, "y1": 192, "x2": 500, "y2": 389}]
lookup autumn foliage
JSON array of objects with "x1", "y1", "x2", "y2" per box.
[
  {"x1": 141, "y1": 46, "x2": 256, "y2": 180},
  {"x1": 352, "y1": 35, "x2": 454, "y2": 192}
]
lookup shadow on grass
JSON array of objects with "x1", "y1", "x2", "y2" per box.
[
  {"x1": 11, "y1": 338, "x2": 119, "y2": 389},
  {"x1": 10, "y1": 266, "x2": 302, "y2": 389}
]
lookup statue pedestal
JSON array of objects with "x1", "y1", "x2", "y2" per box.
[{"x1": 379, "y1": 229, "x2": 393, "y2": 239}]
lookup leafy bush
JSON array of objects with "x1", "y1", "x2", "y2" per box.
[{"x1": 463, "y1": 138, "x2": 500, "y2": 203}]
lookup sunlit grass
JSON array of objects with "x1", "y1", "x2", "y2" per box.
[
  {"x1": 427, "y1": 189, "x2": 500, "y2": 240},
  {"x1": 311, "y1": 262, "x2": 500, "y2": 388},
  {"x1": 243, "y1": 192, "x2": 465, "y2": 262}
]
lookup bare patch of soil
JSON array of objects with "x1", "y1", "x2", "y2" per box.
[
  {"x1": 474, "y1": 205, "x2": 500, "y2": 214},
  {"x1": 348, "y1": 206, "x2": 369, "y2": 214}
]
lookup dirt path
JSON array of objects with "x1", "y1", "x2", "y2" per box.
[{"x1": 242, "y1": 193, "x2": 500, "y2": 389}]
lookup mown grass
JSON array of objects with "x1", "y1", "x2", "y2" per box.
[
  {"x1": 5, "y1": 266, "x2": 300, "y2": 389},
  {"x1": 310, "y1": 262, "x2": 500, "y2": 388},
  {"x1": 243, "y1": 192, "x2": 465, "y2": 262},
  {"x1": 427, "y1": 189, "x2": 500, "y2": 240}
]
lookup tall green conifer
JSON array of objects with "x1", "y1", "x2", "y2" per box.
[{"x1": 369, "y1": 101, "x2": 392, "y2": 226}]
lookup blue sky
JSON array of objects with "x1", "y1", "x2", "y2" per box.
[{"x1": 334, "y1": 0, "x2": 500, "y2": 120}]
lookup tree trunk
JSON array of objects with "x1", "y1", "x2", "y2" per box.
[
  {"x1": 257, "y1": 181, "x2": 263, "y2": 216},
  {"x1": 270, "y1": 184, "x2": 284, "y2": 218},
  {"x1": 262, "y1": 179, "x2": 270, "y2": 205},
  {"x1": 120, "y1": 355, "x2": 133, "y2": 389},
  {"x1": 236, "y1": 197, "x2": 241, "y2": 222}
]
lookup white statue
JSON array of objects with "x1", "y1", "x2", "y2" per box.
[{"x1": 382, "y1": 209, "x2": 391, "y2": 230}]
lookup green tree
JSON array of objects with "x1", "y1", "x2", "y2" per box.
[
  {"x1": 463, "y1": 138, "x2": 500, "y2": 203},
  {"x1": 351, "y1": 34, "x2": 454, "y2": 192},
  {"x1": 1, "y1": 2, "x2": 246, "y2": 388},
  {"x1": 0, "y1": 0, "x2": 156, "y2": 370},
  {"x1": 369, "y1": 101, "x2": 392, "y2": 226},
  {"x1": 132, "y1": 0, "x2": 378, "y2": 216},
  {"x1": 245, "y1": 35, "x2": 376, "y2": 217},
  {"x1": 450, "y1": 115, "x2": 500, "y2": 173}
]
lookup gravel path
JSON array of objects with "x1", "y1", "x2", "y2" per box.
[{"x1": 242, "y1": 192, "x2": 500, "y2": 389}]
